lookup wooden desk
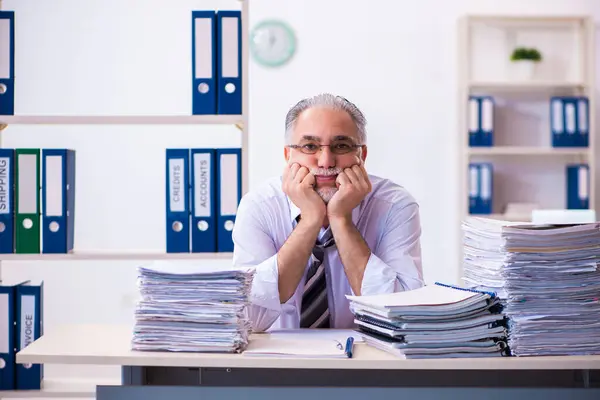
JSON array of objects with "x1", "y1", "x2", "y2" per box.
[{"x1": 16, "y1": 324, "x2": 600, "y2": 400}]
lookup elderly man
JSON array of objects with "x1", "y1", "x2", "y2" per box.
[{"x1": 232, "y1": 93, "x2": 424, "y2": 331}]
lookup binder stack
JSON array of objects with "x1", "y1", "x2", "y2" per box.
[
  {"x1": 131, "y1": 261, "x2": 254, "y2": 353},
  {"x1": 346, "y1": 283, "x2": 508, "y2": 359},
  {"x1": 462, "y1": 217, "x2": 600, "y2": 356}
]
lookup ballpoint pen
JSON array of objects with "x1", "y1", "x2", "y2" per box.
[{"x1": 345, "y1": 337, "x2": 354, "y2": 358}]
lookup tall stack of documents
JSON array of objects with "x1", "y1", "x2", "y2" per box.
[
  {"x1": 347, "y1": 284, "x2": 508, "y2": 359},
  {"x1": 462, "y1": 217, "x2": 600, "y2": 356},
  {"x1": 131, "y1": 262, "x2": 254, "y2": 353}
]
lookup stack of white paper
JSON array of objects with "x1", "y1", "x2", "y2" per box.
[
  {"x1": 131, "y1": 261, "x2": 254, "y2": 353},
  {"x1": 462, "y1": 217, "x2": 600, "y2": 356},
  {"x1": 347, "y1": 284, "x2": 508, "y2": 359}
]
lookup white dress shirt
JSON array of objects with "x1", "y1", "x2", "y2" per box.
[{"x1": 232, "y1": 174, "x2": 424, "y2": 332}]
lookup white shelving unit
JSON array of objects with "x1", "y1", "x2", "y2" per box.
[
  {"x1": 457, "y1": 14, "x2": 596, "y2": 281},
  {"x1": 0, "y1": 0, "x2": 249, "y2": 398}
]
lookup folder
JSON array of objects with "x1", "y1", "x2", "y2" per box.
[
  {"x1": 0, "y1": 148, "x2": 14, "y2": 253},
  {"x1": 468, "y1": 163, "x2": 479, "y2": 214},
  {"x1": 566, "y1": 164, "x2": 589, "y2": 210},
  {"x1": 191, "y1": 148, "x2": 216, "y2": 252},
  {"x1": 15, "y1": 149, "x2": 41, "y2": 254},
  {"x1": 15, "y1": 280, "x2": 43, "y2": 390},
  {"x1": 166, "y1": 149, "x2": 190, "y2": 253},
  {"x1": 0, "y1": 11, "x2": 15, "y2": 115},
  {"x1": 0, "y1": 280, "x2": 27, "y2": 391},
  {"x1": 467, "y1": 96, "x2": 493, "y2": 147},
  {"x1": 479, "y1": 96, "x2": 494, "y2": 146},
  {"x1": 478, "y1": 163, "x2": 493, "y2": 214},
  {"x1": 576, "y1": 96, "x2": 589, "y2": 147},
  {"x1": 551, "y1": 96, "x2": 579, "y2": 147},
  {"x1": 42, "y1": 149, "x2": 76, "y2": 253},
  {"x1": 192, "y1": 11, "x2": 217, "y2": 115},
  {"x1": 468, "y1": 163, "x2": 492, "y2": 215},
  {"x1": 550, "y1": 96, "x2": 565, "y2": 146},
  {"x1": 468, "y1": 96, "x2": 479, "y2": 146},
  {"x1": 216, "y1": 148, "x2": 241, "y2": 252},
  {"x1": 216, "y1": 11, "x2": 242, "y2": 115}
]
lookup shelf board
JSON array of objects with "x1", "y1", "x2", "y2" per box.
[
  {"x1": 0, "y1": 377, "x2": 119, "y2": 398},
  {"x1": 467, "y1": 146, "x2": 590, "y2": 156},
  {"x1": 0, "y1": 250, "x2": 233, "y2": 261},
  {"x1": 0, "y1": 115, "x2": 243, "y2": 126},
  {"x1": 469, "y1": 80, "x2": 586, "y2": 91}
]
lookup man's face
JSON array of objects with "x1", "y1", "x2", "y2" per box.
[{"x1": 284, "y1": 107, "x2": 367, "y2": 203}]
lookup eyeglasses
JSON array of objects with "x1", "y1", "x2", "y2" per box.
[{"x1": 287, "y1": 141, "x2": 363, "y2": 155}]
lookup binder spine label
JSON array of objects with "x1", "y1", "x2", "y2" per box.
[
  {"x1": 0, "y1": 156, "x2": 10, "y2": 214},
  {"x1": 193, "y1": 152, "x2": 211, "y2": 218},
  {"x1": 169, "y1": 159, "x2": 185, "y2": 212},
  {"x1": 0, "y1": 293, "x2": 8, "y2": 353},
  {"x1": 0, "y1": 19, "x2": 10, "y2": 79},
  {"x1": 552, "y1": 98, "x2": 563, "y2": 133},
  {"x1": 19, "y1": 295, "x2": 35, "y2": 351},
  {"x1": 579, "y1": 166, "x2": 588, "y2": 200},
  {"x1": 565, "y1": 101, "x2": 575, "y2": 135},
  {"x1": 220, "y1": 153, "x2": 239, "y2": 215},
  {"x1": 221, "y1": 18, "x2": 239, "y2": 79},
  {"x1": 194, "y1": 19, "x2": 213, "y2": 80}
]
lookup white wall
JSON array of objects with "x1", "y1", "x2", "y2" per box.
[{"x1": 1, "y1": 0, "x2": 599, "y2": 382}]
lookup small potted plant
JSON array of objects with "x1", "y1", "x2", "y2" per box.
[{"x1": 510, "y1": 47, "x2": 542, "y2": 80}]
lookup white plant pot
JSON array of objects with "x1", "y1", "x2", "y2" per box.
[{"x1": 511, "y1": 60, "x2": 538, "y2": 81}]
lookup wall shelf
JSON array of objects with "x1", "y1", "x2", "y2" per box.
[
  {"x1": 457, "y1": 14, "x2": 596, "y2": 282},
  {"x1": 0, "y1": 115, "x2": 243, "y2": 126}
]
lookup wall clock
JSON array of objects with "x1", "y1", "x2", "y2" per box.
[{"x1": 250, "y1": 20, "x2": 296, "y2": 67}]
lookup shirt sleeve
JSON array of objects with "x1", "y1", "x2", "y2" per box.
[
  {"x1": 231, "y1": 196, "x2": 282, "y2": 332},
  {"x1": 360, "y1": 201, "x2": 424, "y2": 296}
]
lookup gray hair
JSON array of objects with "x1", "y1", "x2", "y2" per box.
[{"x1": 284, "y1": 93, "x2": 367, "y2": 145}]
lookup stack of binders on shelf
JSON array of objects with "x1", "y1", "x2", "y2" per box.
[
  {"x1": 468, "y1": 162, "x2": 493, "y2": 214},
  {"x1": 165, "y1": 148, "x2": 241, "y2": 254},
  {"x1": 0, "y1": 148, "x2": 76, "y2": 254},
  {"x1": 346, "y1": 283, "x2": 508, "y2": 359},
  {"x1": 131, "y1": 261, "x2": 254, "y2": 353},
  {"x1": 468, "y1": 95, "x2": 494, "y2": 146},
  {"x1": 192, "y1": 10, "x2": 242, "y2": 115},
  {"x1": 0, "y1": 279, "x2": 44, "y2": 391},
  {"x1": 550, "y1": 96, "x2": 589, "y2": 147},
  {"x1": 462, "y1": 217, "x2": 600, "y2": 356}
]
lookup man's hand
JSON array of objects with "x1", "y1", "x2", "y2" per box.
[
  {"x1": 327, "y1": 160, "x2": 371, "y2": 221},
  {"x1": 282, "y1": 162, "x2": 326, "y2": 225}
]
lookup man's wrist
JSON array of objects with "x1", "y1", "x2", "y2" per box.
[{"x1": 329, "y1": 214, "x2": 353, "y2": 230}]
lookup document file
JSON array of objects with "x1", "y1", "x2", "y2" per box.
[
  {"x1": 468, "y1": 163, "x2": 493, "y2": 215},
  {"x1": 15, "y1": 280, "x2": 43, "y2": 390},
  {"x1": 132, "y1": 262, "x2": 254, "y2": 353},
  {"x1": 192, "y1": 11, "x2": 217, "y2": 115},
  {"x1": 468, "y1": 95, "x2": 494, "y2": 146},
  {"x1": 550, "y1": 96, "x2": 589, "y2": 147},
  {"x1": 566, "y1": 164, "x2": 589, "y2": 209},
  {"x1": 0, "y1": 280, "x2": 27, "y2": 390},
  {"x1": 216, "y1": 148, "x2": 241, "y2": 252},
  {"x1": 0, "y1": 11, "x2": 15, "y2": 115},
  {"x1": 191, "y1": 149, "x2": 217, "y2": 252},
  {"x1": 15, "y1": 149, "x2": 41, "y2": 254},
  {"x1": 216, "y1": 11, "x2": 242, "y2": 115},
  {"x1": 462, "y1": 217, "x2": 600, "y2": 356},
  {"x1": 0, "y1": 148, "x2": 14, "y2": 253},
  {"x1": 347, "y1": 283, "x2": 507, "y2": 359},
  {"x1": 42, "y1": 149, "x2": 76, "y2": 253},
  {"x1": 165, "y1": 149, "x2": 190, "y2": 253}
]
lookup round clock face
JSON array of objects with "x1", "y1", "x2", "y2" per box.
[{"x1": 250, "y1": 20, "x2": 296, "y2": 67}]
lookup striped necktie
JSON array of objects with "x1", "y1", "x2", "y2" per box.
[{"x1": 300, "y1": 230, "x2": 335, "y2": 328}]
